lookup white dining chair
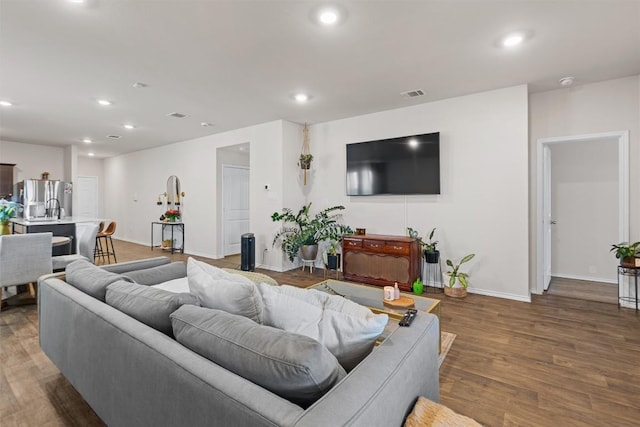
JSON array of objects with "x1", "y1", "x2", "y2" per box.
[
  {"x1": 0, "y1": 232, "x2": 53, "y2": 311},
  {"x1": 52, "y1": 222, "x2": 100, "y2": 272}
]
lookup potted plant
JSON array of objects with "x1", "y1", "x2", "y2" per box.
[
  {"x1": 407, "y1": 227, "x2": 440, "y2": 263},
  {"x1": 299, "y1": 153, "x2": 313, "y2": 170},
  {"x1": 0, "y1": 200, "x2": 22, "y2": 235},
  {"x1": 444, "y1": 253, "x2": 475, "y2": 298},
  {"x1": 272, "y1": 203, "x2": 352, "y2": 263},
  {"x1": 164, "y1": 209, "x2": 181, "y2": 222},
  {"x1": 610, "y1": 241, "x2": 640, "y2": 268},
  {"x1": 325, "y1": 241, "x2": 341, "y2": 270}
]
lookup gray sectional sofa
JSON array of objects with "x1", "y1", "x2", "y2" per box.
[{"x1": 38, "y1": 257, "x2": 440, "y2": 427}]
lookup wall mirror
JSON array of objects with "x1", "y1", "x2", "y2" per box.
[{"x1": 166, "y1": 175, "x2": 181, "y2": 206}]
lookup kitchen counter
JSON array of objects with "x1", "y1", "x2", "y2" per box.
[
  {"x1": 10, "y1": 217, "x2": 102, "y2": 256},
  {"x1": 11, "y1": 217, "x2": 103, "y2": 226}
]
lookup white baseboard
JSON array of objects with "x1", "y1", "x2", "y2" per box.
[
  {"x1": 466, "y1": 287, "x2": 532, "y2": 303},
  {"x1": 115, "y1": 236, "x2": 221, "y2": 260},
  {"x1": 551, "y1": 273, "x2": 616, "y2": 285}
]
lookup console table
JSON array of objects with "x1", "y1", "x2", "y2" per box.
[
  {"x1": 151, "y1": 221, "x2": 184, "y2": 254},
  {"x1": 342, "y1": 234, "x2": 421, "y2": 291}
]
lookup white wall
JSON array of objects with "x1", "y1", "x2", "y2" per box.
[
  {"x1": 550, "y1": 139, "x2": 618, "y2": 283},
  {"x1": 308, "y1": 85, "x2": 530, "y2": 301},
  {"x1": 0, "y1": 140, "x2": 65, "y2": 182},
  {"x1": 530, "y1": 75, "x2": 640, "y2": 292},
  {"x1": 104, "y1": 120, "x2": 287, "y2": 270}
]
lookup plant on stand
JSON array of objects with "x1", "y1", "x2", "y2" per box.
[
  {"x1": 610, "y1": 241, "x2": 640, "y2": 267},
  {"x1": 272, "y1": 203, "x2": 352, "y2": 263},
  {"x1": 163, "y1": 209, "x2": 181, "y2": 222},
  {"x1": 444, "y1": 253, "x2": 475, "y2": 298},
  {"x1": 0, "y1": 200, "x2": 22, "y2": 235}
]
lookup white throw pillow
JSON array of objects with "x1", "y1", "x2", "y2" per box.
[
  {"x1": 257, "y1": 283, "x2": 388, "y2": 371},
  {"x1": 152, "y1": 277, "x2": 190, "y2": 294},
  {"x1": 187, "y1": 258, "x2": 264, "y2": 323}
]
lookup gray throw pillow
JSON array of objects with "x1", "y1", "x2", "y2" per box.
[
  {"x1": 106, "y1": 281, "x2": 199, "y2": 337},
  {"x1": 66, "y1": 260, "x2": 133, "y2": 301},
  {"x1": 122, "y1": 261, "x2": 187, "y2": 286},
  {"x1": 171, "y1": 305, "x2": 346, "y2": 407}
]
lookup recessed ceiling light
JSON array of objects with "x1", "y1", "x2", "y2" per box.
[
  {"x1": 501, "y1": 32, "x2": 525, "y2": 47},
  {"x1": 123, "y1": 124, "x2": 135, "y2": 130},
  {"x1": 0, "y1": 100, "x2": 13, "y2": 107},
  {"x1": 200, "y1": 122, "x2": 213, "y2": 127},
  {"x1": 294, "y1": 93, "x2": 310, "y2": 103},
  {"x1": 132, "y1": 82, "x2": 148, "y2": 88},
  {"x1": 107, "y1": 135, "x2": 121, "y2": 139},
  {"x1": 88, "y1": 152, "x2": 95, "y2": 156},
  {"x1": 97, "y1": 99, "x2": 112, "y2": 106},
  {"x1": 318, "y1": 9, "x2": 339, "y2": 25},
  {"x1": 82, "y1": 138, "x2": 93, "y2": 144},
  {"x1": 559, "y1": 76, "x2": 575, "y2": 86}
]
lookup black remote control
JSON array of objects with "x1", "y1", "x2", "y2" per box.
[{"x1": 399, "y1": 309, "x2": 417, "y2": 327}]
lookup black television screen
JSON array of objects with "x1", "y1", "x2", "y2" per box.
[{"x1": 346, "y1": 132, "x2": 440, "y2": 195}]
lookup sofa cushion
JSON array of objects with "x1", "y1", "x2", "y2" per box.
[
  {"x1": 171, "y1": 305, "x2": 346, "y2": 407},
  {"x1": 187, "y1": 258, "x2": 264, "y2": 323},
  {"x1": 66, "y1": 260, "x2": 133, "y2": 301},
  {"x1": 221, "y1": 268, "x2": 278, "y2": 286},
  {"x1": 122, "y1": 261, "x2": 187, "y2": 286},
  {"x1": 257, "y1": 283, "x2": 388, "y2": 371},
  {"x1": 106, "y1": 281, "x2": 199, "y2": 337},
  {"x1": 152, "y1": 277, "x2": 190, "y2": 294}
]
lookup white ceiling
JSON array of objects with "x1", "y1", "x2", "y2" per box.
[{"x1": 1, "y1": 0, "x2": 639, "y2": 158}]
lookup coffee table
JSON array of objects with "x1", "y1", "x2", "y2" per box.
[{"x1": 311, "y1": 279, "x2": 441, "y2": 353}]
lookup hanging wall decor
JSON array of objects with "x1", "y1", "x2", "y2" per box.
[{"x1": 299, "y1": 123, "x2": 313, "y2": 185}]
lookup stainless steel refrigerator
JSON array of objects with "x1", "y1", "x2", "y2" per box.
[{"x1": 15, "y1": 179, "x2": 73, "y2": 220}]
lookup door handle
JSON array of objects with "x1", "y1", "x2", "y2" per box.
[{"x1": 550, "y1": 220, "x2": 557, "y2": 225}]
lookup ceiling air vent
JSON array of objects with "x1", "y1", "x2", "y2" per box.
[
  {"x1": 167, "y1": 112, "x2": 187, "y2": 118},
  {"x1": 400, "y1": 89, "x2": 425, "y2": 98},
  {"x1": 107, "y1": 135, "x2": 122, "y2": 139}
]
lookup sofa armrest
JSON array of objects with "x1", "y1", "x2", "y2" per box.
[{"x1": 292, "y1": 313, "x2": 440, "y2": 427}]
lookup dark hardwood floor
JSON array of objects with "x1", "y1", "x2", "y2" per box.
[{"x1": 1, "y1": 239, "x2": 639, "y2": 426}]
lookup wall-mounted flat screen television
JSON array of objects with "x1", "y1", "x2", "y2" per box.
[{"x1": 346, "y1": 132, "x2": 440, "y2": 196}]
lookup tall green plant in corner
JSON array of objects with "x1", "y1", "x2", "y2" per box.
[{"x1": 272, "y1": 203, "x2": 352, "y2": 262}]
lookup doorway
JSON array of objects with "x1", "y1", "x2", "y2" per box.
[
  {"x1": 222, "y1": 165, "x2": 250, "y2": 255},
  {"x1": 535, "y1": 131, "x2": 629, "y2": 296},
  {"x1": 216, "y1": 143, "x2": 250, "y2": 258},
  {"x1": 76, "y1": 176, "x2": 99, "y2": 218}
]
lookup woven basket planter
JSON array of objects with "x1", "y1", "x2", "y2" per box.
[{"x1": 444, "y1": 286, "x2": 467, "y2": 298}]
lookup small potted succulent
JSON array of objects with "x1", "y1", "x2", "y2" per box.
[
  {"x1": 444, "y1": 253, "x2": 475, "y2": 298},
  {"x1": 299, "y1": 153, "x2": 313, "y2": 170},
  {"x1": 610, "y1": 241, "x2": 640, "y2": 268}
]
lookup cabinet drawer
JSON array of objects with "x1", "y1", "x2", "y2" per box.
[
  {"x1": 363, "y1": 239, "x2": 385, "y2": 252},
  {"x1": 343, "y1": 238, "x2": 362, "y2": 249},
  {"x1": 384, "y1": 241, "x2": 410, "y2": 255}
]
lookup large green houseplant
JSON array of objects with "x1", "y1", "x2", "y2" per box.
[{"x1": 272, "y1": 203, "x2": 352, "y2": 262}]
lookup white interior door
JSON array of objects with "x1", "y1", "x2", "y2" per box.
[
  {"x1": 222, "y1": 165, "x2": 249, "y2": 255},
  {"x1": 543, "y1": 146, "x2": 552, "y2": 291},
  {"x1": 76, "y1": 176, "x2": 99, "y2": 218}
]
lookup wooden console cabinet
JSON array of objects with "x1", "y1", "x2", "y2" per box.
[{"x1": 342, "y1": 234, "x2": 421, "y2": 291}]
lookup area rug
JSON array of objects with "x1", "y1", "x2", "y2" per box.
[{"x1": 439, "y1": 332, "x2": 456, "y2": 368}]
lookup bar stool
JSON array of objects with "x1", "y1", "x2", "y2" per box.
[
  {"x1": 95, "y1": 221, "x2": 117, "y2": 264},
  {"x1": 93, "y1": 221, "x2": 105, "y2": 261}
]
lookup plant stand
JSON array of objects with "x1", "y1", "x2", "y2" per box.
[
  {"x1": 301, "y1": 259, "x2": 315, "y2": 274},
  {"x1": 422, "y1": 259, "x2": 443, "y2": 293}
]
